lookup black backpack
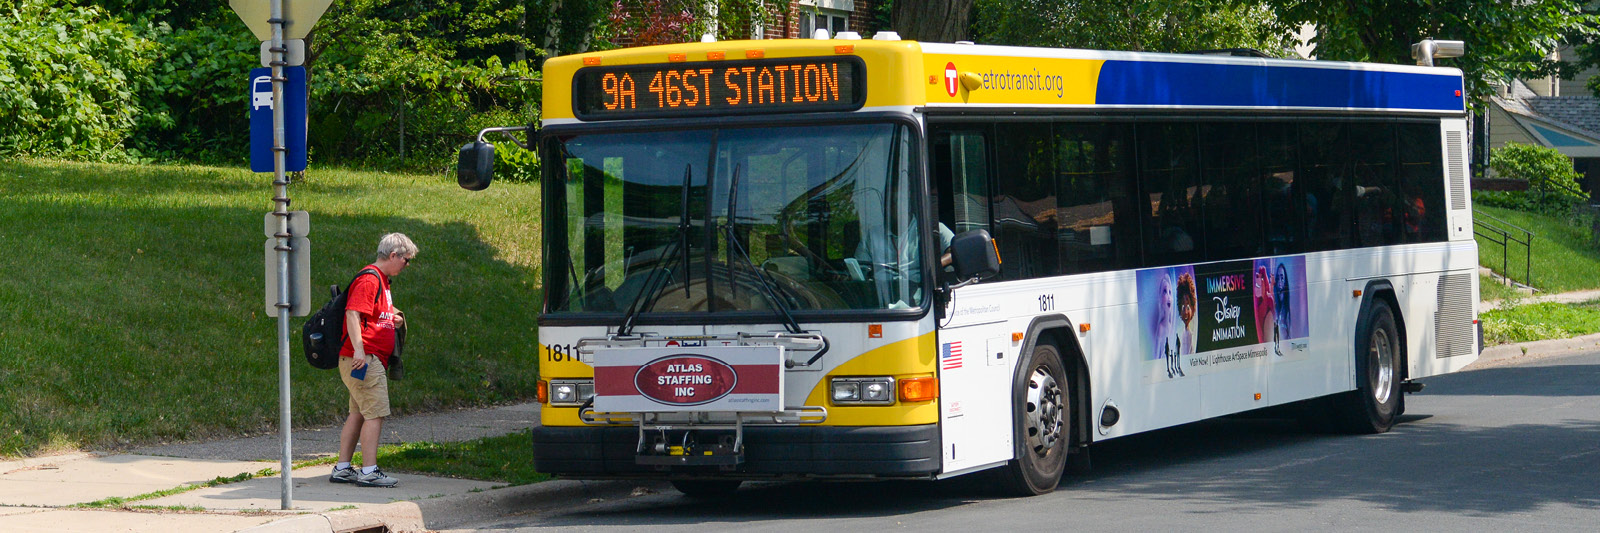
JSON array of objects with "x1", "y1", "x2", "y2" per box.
[{"x1": 301, "y1": 268, "x2": 381, "y2": 369}]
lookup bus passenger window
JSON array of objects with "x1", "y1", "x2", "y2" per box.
[
  {"x1": 1056, "y1": 122, "x2": 1136, "y2": 274},
  {"x1": 1350, "y1": 123, "x2": 1402, "y2": 247},
  {"x1": 1199, "y1": 122, "x2": 1263, "y2": 261},
  {"x1": 1138, "y1": 122, "x2": 1204, "y2": 267},
  {"x1": 1397, "y1": 122, "x2": 1448, "y2": 243},
  {"x1": 994, "y1": 122, "x2": 1059, "y2": 280},
  {"x1": 1299, "y1": 122, "x2": 1352, "y2": 252},
  {"x1": 1258, "y1": 123, "x2": 1301, "y2": 255}
]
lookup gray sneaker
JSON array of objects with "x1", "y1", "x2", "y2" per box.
[
  {"x1": 329, "y1": 466, "x2": 358, "y2": 484},
  {"x1": 355, "y1": 467, "x2": 399, "y2": 488}
]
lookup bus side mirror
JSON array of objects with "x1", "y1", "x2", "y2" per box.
[
  {"x1": 457, "y1": 141, "x2": 495, "y2": 191},
  {"x1": 949, "y1": 229, "x2": 1000, "y2": 282}
]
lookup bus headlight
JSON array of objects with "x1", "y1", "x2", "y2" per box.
[
  {"x1": 831, "y1": 377, "x2": 896, "y2": 405},
  {"x1": 549, "y1": 379, "x2": 594, "y2": 407}
]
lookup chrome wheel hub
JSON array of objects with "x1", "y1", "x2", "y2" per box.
[
  {"x1": 1024, "y1": 366, "x2": 1065, "y2": 456},
  {"x1": 1370, "y1": 328, "x2": 1394, "y2": 404}
]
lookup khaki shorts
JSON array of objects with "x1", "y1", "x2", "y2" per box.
[{"x1": 340, "y1": 355, "x2": 391, "y2": 419}]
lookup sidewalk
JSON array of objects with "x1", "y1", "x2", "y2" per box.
[
  {"x1": 1479, "y1": 287, "x2": 1600, "y2": 311},
  {"x1": 0, "y1": 402, "x2": 593, "y2": 533}
]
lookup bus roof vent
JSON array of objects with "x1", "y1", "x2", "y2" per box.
[
  {"x1": 955, "y1": 40, "x2": 975, "y2": 45},
  {"x1": 812, "y1": 29, "x2": 830, "y2": 40},
  {"x1": 873, "y1": 31, "x2": 901, "y2": 41},
  {"x1": 836, "y1": 31, "x2": 862, "y2": 40}
]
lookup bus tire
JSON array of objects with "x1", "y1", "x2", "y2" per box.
[
  {"x1": 1336, "y1": 299, "x2": 1402, "y2": 434},
  {"x1": 1000, "y1": 341, "x2": 1070, "y2": 496},
  {"x1": 671, "y1": 479, "x2": 742, "y2": 497}
]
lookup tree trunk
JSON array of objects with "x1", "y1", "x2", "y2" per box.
[
  {"x1": 890, "y1": 0, "x2": 975, "y2": 43},
  {"x1": 543, "y1": 0, "x2": 564, "y2": 55}
]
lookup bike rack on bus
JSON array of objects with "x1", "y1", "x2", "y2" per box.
[{"x1": 579, "y1": 407, "x2": 828, "y2": 467}]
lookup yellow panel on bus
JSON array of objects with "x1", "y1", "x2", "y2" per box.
[{"x1": 922, "y1": 53, "x2": 1104, "y2": 106}]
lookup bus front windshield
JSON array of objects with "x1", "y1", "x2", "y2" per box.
[{"x1": 544, "y1": 122, "x2": 923, "y2": 317}]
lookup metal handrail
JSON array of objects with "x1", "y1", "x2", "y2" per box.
[
  {"x1": 1473, "y1": 213, "x2": 1535, "y2": 288},
  {"x1": 1530, "y1": 174, "x2": 1587, "y2": 200}
]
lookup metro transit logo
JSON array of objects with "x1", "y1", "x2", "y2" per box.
[{"x1": 944, "y1": 62, "x2": 959, "y2": 97}]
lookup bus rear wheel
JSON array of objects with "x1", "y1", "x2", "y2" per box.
[
  {"x1": 671, "y1": 479, "x2": 742, "y2": 497},
  {"x1": 1000, "y1": 341, "x2": 1070, "y2": 496},
  {"x1": 1334, "y1": 299, "x2": 1402, "y2": 434}
]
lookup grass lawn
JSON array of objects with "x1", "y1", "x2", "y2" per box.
[
  {"x1": 1480, "y1": 299, "x2": 1600, "y2": 345},
  {"x1": 1474, "y1": 205, "x2": 1600, "y2": 293},
  {"x1": 0, "y1": 159, "x2": 543, "y2": 457},
  {"x1": 1478, "y1": 274, "x2": 1525, "y2": 303},
  {"x1": 368, "y1": 432, "x2": 547, "y2": 486}
]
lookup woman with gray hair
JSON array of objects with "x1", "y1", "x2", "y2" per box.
[{"x1": 330, "y1": 232, "x2": 416, "y2": 488}]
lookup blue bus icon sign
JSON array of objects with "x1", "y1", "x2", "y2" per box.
[
  {"x1": 252, "y1": 76, "x2": 273, "y2": 110},
  {"x1": 249, "y1": 67, "x2": 306, "y2": 173}
]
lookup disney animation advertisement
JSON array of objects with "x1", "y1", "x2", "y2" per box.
[{"x1": 1137, "y1": 257, "x2": 1308, "y2": 381}]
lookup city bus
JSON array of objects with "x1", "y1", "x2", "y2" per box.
[{"x1": 456, "y1": 34, "x2": 1480, "y2": 496}]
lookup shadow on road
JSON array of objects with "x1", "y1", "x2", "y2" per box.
[{"x1": 530, "y1": 354, "x2": 1599, "y2": 526}]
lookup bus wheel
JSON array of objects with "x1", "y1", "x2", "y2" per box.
[
  {"x1": 1001, "y1": 342, "x2": 1070, "y2": 496},
  {"x1": 671, "y1": 479, "x2": 742, "y2": 497},
  {"x1": 1337, "y1": 299, "x2": 1402, "y2": 434}
]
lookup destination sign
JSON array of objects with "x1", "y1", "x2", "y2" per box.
[{"x1": 573, "y1": 57, "x2": 865, "y2": 119}]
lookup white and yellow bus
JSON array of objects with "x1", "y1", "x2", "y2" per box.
[{"x1": 458, "y1": 35, "x2": 1479, "y2": 496}]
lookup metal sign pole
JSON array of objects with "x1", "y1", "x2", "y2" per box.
[{"x1": 267, "y1": 0, "x2": 293, "y2": 510}]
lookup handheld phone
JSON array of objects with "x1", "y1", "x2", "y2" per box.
[{"x1": 350, "y1": 359, "x2": 368, "y2": 381}]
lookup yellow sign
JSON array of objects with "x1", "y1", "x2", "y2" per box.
[
  {"x1": 229, "y1": 0, "x2": 333, "y2": 41},
  {"x1": 923, "y1": 54, "x2": 1105, "y2": 106}
]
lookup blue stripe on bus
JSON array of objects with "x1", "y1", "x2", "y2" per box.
[{"x1": 1093, "y1": 60, "x2": 1464, "y2": 112}]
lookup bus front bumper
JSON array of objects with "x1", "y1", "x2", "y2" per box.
[{"x1": 529, "y1": 423, "x2": 942, "y2": 479}]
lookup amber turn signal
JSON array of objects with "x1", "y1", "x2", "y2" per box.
[
  {"x1": 899, "y1": 376, "x2": 939, "y2": 402},
  {"x1": 536, "y1": 380, "x2": 549, "y2": 404}
]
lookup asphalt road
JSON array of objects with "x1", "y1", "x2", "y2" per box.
[{"x1": 458, "y1": 351, "x2": 1600, "y2": 531}]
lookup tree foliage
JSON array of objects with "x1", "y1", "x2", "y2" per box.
[
  {"x1": 1269, "y1": 0, "x2": 1595, "y2": 104},
  {"x1": 974, "y1": 0, "x2": 1293, "y2": 55},
  {"x1": 0, "y1": 0, "x2": 156, "y2": 160},
  {"x1": 1481, "y1": 142, "x2": 1588, "y2": 214}
]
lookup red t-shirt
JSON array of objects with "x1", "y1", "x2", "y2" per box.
[{"x1": 340, "y1": 265, "x2": 396, "y2": 366}]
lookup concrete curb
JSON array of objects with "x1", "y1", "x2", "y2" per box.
[
  {"x1": 1470, "y1": 332, "x2": 1600, "y2": 370},
  {"x1": 241, "y1": 478, "x2": 665, "y2": 533}
]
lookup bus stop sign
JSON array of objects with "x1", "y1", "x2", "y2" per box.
[{"x1": 250, "y1": 66, "x2": 307, "y2": 173}]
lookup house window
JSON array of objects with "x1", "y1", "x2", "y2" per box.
[{"x1": 799, "y1": 8, "x2": 850, "y2": 37}]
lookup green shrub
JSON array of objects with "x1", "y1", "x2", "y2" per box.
[
  {"x1": 128, "y1": 13, "x2": 258, "y2": 163},
  {"x1": 0, "y1": 1, "x2": 156, "y2": 161},
  {"x1": 1488, "y1": 142, "x2": 1588, "y2": 215}
]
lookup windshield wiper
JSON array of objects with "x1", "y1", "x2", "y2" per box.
[
  {"x1": 617, "y1": 164, "x2": 694, "y2": 336},
  {"x1": 722, "y1": 163, "x2": 804, "y2": 334}
]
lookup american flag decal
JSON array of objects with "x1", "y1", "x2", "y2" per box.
[{"x1": 941, "y1": 341, "x2": 963, "y2": 370}]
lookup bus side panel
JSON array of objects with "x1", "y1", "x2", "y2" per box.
[
  {"x1": 935, "y1": 300, "x2": 1019, "y2": 473},
  {"x1": 1265, "y1": 251, "x2": 1358, "y2": 406}
]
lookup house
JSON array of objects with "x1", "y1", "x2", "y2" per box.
[{"x1": 1487, "y1": 46, "x2": 1600, "y2": 198}]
